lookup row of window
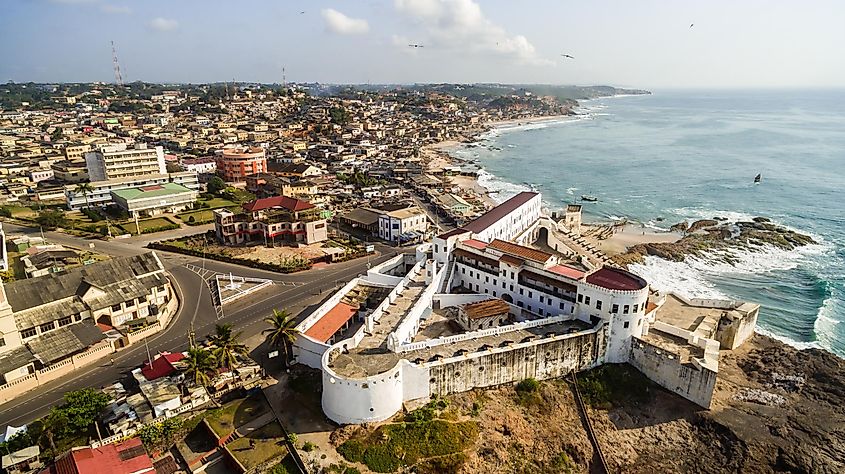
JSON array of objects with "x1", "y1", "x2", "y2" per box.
[
  {"x1": 577, "y1": 293, "x2": 646, "y2": 315},
  {"x1": 21, "y1": 313, "x2": 85, "y2": 339}
]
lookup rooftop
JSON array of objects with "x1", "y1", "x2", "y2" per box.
[
  {"x1": 462, "y1": 191, "x2": 538, "y2": 234},
  {"x1": 488, "y1": 239, "x2": 552, "y2": 263},
  {"x1": 242, "y1": 195, "x2": 314, "y2": 213},
  {"x1": 585, "y1": 266, "x2": 648, "y2": 291},
  {"x1": 304, "y1": 302, "x2": 358, "y2": 343},
  {"x1": 462, "y1": 299, "x2": 510, "y2": 320},
  {"x1": 547, "y1": 264, "x2": 586, "y2": 280},
  {"x1": 110, "y1": 182, "x2": 194, "y2": 201}
]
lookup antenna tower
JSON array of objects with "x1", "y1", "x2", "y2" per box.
[
  {"x1": 282, "y1": 67, "x2": 286, "y2": 88},
  {"x1": 111, "y1": 41, "x2": 124, "y2": 86}
]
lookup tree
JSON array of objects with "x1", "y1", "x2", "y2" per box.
[
  {"x1": 207, "y1": 323, "x2": 249, "y2": 371},
  {"x1": 73, "y1": 182, "x2": 94, "y2": 210},
  {"x1": 207, "y1": 176, "x2": 226, "y2": 195},
  {"x1": 61, "y1": 388, "x2": 110, "y2": 432},
  {"x1": 184, "y1": 347, "x2": 217, "y2": 388},
  {"x1": 329, "y1": 106, "x2": 351, "y2": 125},
  {"x1": 262, "y1": 309, "x2": 299, "y2": 367},
  {"x1": 40, "y1": 408, "x2": 69, "y2": 456},
  {"x1": 35, "y1": 209, "x2": 68, "y2": 230}
]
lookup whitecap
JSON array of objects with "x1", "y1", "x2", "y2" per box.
[
  {"x1": 566, "y1": 187, "x2": 578, "y2": 195},
  {"x1": 476, "y1": 169, "x2": 531, "y2": 204}
]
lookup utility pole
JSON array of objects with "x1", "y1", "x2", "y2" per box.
[{"x1": 144, "y1": 336, "x2": 152, "y2": 367}]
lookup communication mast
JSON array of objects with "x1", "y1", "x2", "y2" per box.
[{"x1": 111, "y1": 41, "x2": 124, "y2": 86}]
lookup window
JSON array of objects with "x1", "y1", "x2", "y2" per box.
[
  {"x1": 623, "y1": 305, "x2": 629, "y2": 314},
  {"x1": 22, "y1": 327, "x2": 37, "y2": 339},
  {"x1": 539, "y1": 309, "x2": 544, "y2": 316},
  {"x1": 510, "y1": 271, "x2": 514, "y2": 279},
  {"x1": 519, "y1": 288, "x2": 524, "y2": 295},
  {"x1": 434, "y1": 244, "x2": 439, "y2": 253},
  {"x1": 157, "y1": 286, "x2": 166, "y2": 293},
  {"x1": 517, "y1": 301, "x2": 524, "y2": 308},
  {"x1": 469, "y1": 270, "x2": 474, "y2": 277},
  {"x1": 0, "y1": 337, "x2": 5, "y2": 347},
  {"x1": 40, "y1": 322, "x2": 56, "y2": 333},
  {"x1": 539, "y1": 296, "x2": 544, "y2": 303},
  {"x1": 612, "y1": 304, "x2": 619, "y2": 313},
  {"x1": 112, "y1": 304, "x2": 122, "y2": 312},
  {"x1": 638, "y1": 318, "x2": 642, "y2": 326},
  {"x1": 527, "y1": 305, "x2": 532, "y2": 311},
  {"x1": 485, "y1": 276, "x2": 489, "y2": 283},
  {"x1": 461, "y1": 267, "x2": 465, "y2": 274},
  {"x1": 584, "y1": 296, "x2": 590, "y2": 305},
  {"x1": 58, "y1": 316, "x2": 72, "y2": 327},
  {"x1": 560, "y1": 302, "x2": 564, "y2": 309},
  {"x1": 528, "y1": 291, "x2": 533, "y2": 298},
  {"x1": 493, "y1": 291, "x2": 497, "y2": 297},
  {"x1": 624, "y1": 321, "x2": 630, "y2": 328},
  {"x1": 475, "y1": 284, "x2": 479, "y2": 291},
  {"x1": 493, "y1": 279, "x2": 497, "y2": 286},
  {"x1": 577, "y1": 294, "x2": 583, "y2": 303},
  {"x1": 510, "y1": 284, "x2": 514, "y2": 291},
  {"x1": 596, "y1": 300, "x2": 603, "y2": 310}
]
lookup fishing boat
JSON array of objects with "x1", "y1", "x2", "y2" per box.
[
  {"x1": 754, "y1": 173, "x2": 762, "y2": 183},
  {"x1": 581, "y1": 194, "x2": 598, "y2": 202}
]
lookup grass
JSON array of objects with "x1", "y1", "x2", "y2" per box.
[
  {"x1": 0, "y1": 205, "x2": 36, "y2": 218},
  {"x1": 177, "y1": 209, "x2": 214, "y2": 224},
  {"x1": 227, "y1": 421, "x2": 287, "y2": 470},
  {"x1": 204, "y1": 392, "x2": 270, "y2": 438},
  {"x1": 118, "y1": 216, "x2": 178, "y2": 234},
  {"x1": 270, "y1": 454, "x2": 306, "y2": 474},
  {"x1": 577, "y1": 363, "x2": 655, "y2": 408},
  {"x1": 200, "y1": 197, "x2": 237, "y2": 208},
  {"x1": 337, "y1": 419, "x2": 478, "y2": 473}
]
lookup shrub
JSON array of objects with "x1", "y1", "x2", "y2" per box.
[
  {"x1": 0, "y1": 207, "x2": 11, "y2": 218},
  {"x1": 286, "y1": 432, "x2": 298, "y2": 445},
  {"x1": 336, "y1": 439, "x2": 365, "y2": 463},
  {"x1": 302, "y1": 441, "x2": 317, "y2": 452},
  {"x1": 516, "y1": 378, "x2": 540, "y2": 394}
]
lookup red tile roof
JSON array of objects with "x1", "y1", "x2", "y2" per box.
[
  {"x1": 499, "y1": 254, "x2": 524, "y2": 267},
  {"x1": 463, "y1": 299, "x2": 510, "y2": 320},
  {"x1": 462, "y1": 239, "x2": 488, "y2": 250},
  {"x1": 47, "y1": 437, "x2": 153, "y2": 474},
  {"x1": 304, "y1": 302, "x2": 357, "y2": 343},
  {"x1": 487, "y1": 239, "x2": 552, "y2": 263},
  {"x1": 585, "y1": 267, "x2": 648, "y2": 291},
  {"x1": 547, "y1": 264, "x2": 585, "y2": 280},
  {"x1": 242, "y1": 195, "x2": 314, "y2": 213},
  {"x1": 141, "y1": 352, "x2": 185, "y2": 381}
]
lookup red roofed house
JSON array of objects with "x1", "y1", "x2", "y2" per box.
[
  {"x1": 140, "y1": 352, "x2": 186, "y2": 381},
  {"x1": 304, "y1": 302, "x2": 358, "y2": 344},
  {"x1": 40, "y1": 437, "x2": 154, "y2": 474},
  {"x1": 213, "y1": 195, "x2": 328, "y2": 246}
]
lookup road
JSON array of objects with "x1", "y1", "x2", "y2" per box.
[{"x1": 0, "y1": 222, "x2": 399, "y2": 428}]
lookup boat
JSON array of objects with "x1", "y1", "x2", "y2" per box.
[
  {"x1": 581, "y1": 194, "x2": 598, "y2": 202},
  {"x1": 754, "y1": 173, "x2": 762, "y2": 183}
]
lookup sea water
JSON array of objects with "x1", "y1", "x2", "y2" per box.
[{"x1": 452, "y1": 89, "x2": 845, "y2": 357}]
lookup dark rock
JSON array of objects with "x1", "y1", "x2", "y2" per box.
[
  {"x1": 688, "y1": 219, "x2": 719, "y2": 233},
  {"x1": 669, "y1": 221, "x2": 688, "y2": 233}
]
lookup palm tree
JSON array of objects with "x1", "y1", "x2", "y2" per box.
[
  {"x1": 74, "y1": 182, "x2": 94, "y2": 210},
  {"x1": 262, "y1": 309, "x2": 299, "y2": 367},
  {"x1": 207, "y1": 323, "x2": 249, "y2": 371},
  {"x1": 40, "y1": 408, "x2": 68, "y2": 458},
  {"x1": 184, "y1": 347, "x2": 217, "y2": 389}
]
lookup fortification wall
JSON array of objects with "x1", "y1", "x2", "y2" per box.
[
  {"x1": 629, "y1": 336, "x2": 717, "y2": 408},
  {"x1": 427, "y1": 326, "x2": 606, "y2": 396}
]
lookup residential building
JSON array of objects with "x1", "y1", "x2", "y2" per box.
[
  {"x1": 214, "y1": 195, "x2": 328, "y2": 246},
  {"x1": 64, "y1": 171, "x2": 200, "y2": 210},
  {"x1": 85, "y1": 143, "x2": 167, "y2": 182},
  {"x1": 51, "y1": 160, "x2": 89, "y2": 183},
  {"x1": 64, "y1": 144, "x2": 91, "y2": 160},
  {"x1": 40, "y1": 437, "x2": 154, "y2": 474},
  {"x1": 0, "y1": 253, "x2": 172, "y2": 384},
  {"x1": 180, "y1": 156, "x2": 217, "y2": 174},
  {"x1": 378, "y1": 206, "x2": 428, "y2": 242},
  {"x1": 269, "y1": 162, "x2": 322, "y2": 179},
  {"x1": 215, "y1": 146, "x2": 267, "y2": 182},
  {"x1": 111, "y1": 183, "x2": 198, "y2": 217}
]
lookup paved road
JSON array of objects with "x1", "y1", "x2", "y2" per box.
[{"x1": 0, "y1": 222, "x2": 400, "y2": 428}]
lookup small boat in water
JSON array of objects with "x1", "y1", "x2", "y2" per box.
[
  {"x1": 581, "y1": 194, "x2": 598, "y2": 202},
  {"x1": 754, "y1": 173, "x2": 762, "y2": 183}
]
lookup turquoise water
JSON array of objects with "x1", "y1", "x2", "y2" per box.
[{"x1": 452, "y1": 90, "x2": 845, "y2": 356}]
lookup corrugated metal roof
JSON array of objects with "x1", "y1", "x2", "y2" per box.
[
  {"x1": 488, "y1": 239, "x2": 552, "y2": 263},
  {"x1": 27, "y1": 319, "x2": 105, "y2": 364}
]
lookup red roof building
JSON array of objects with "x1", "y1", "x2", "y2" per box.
[
  {"x1": 585, "y1": 267, "x2": 648, "y2": 291},
  {"x1": 140, "y1": 352, "x2": 185, "y2": 381},
  {"x1": 41, "y1": 437, "x2": 154, "y2": 474},
  {"x1": 304, "y1": 302, "x2": 358, "y2": 343},
  {"x1": 242, "y1": 195, "x2": 314, "y2": 213}
]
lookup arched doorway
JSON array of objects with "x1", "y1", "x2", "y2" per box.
[
  {"x1": 502, "y1": 293, "x2": 513, "y2": 303},
  {"x1": 538, "y1": 226, "x2": 550, "y2": 246}
]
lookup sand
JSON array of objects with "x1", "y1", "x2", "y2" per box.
[{"x1": 586, "y1": 224, "x2": 682, "y2": 255}]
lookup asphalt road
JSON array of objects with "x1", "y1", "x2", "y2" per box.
[{"x1": 0, "y1": 222, "x2": 399, "y2": 428}]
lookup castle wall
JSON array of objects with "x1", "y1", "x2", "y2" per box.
[{"x1": 629, "y1": 336, "x2": 717, "y2": 409}]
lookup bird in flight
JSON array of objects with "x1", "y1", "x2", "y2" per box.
[
  {"x1": 689, "y1": 23, "x2": 694, "y2": 28},
  {"x1": 300, "y1": 11, "x2": 306, "y2": 14},
  {"x1": 560, "y1": 54, "x2": 575, "y2": 59},
  {"x1": 408, "y1": 44, "x2": 425, "y2": 48}
]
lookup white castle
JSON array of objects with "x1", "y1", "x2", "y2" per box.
[{"x1": 293, "y1": 192, "x2": 760, "y2": 425}]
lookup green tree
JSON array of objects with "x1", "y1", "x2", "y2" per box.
[
  {"x1": 262, "y1": 309, "x2": 299, "y2": 367},
  {"x1": 35, "y1": 209, "x2": 68, "y2": 230},
  {"x1": 73, "y1": 182, "x2": 94, "y2": 210},
  {"x1": 329, "y1": 106, "x2": 351, "y2": 125},
  {"x1": 62, "y1": 388, "x2": 110, "y2": 432},
  {"x1": 40, "y1": 408, "x2": 69, "y2": 456},
  {"x1": 207, "y1": 176, "x2": 226, "y2": 195},
  {"x1": 184, "y1": 347, "x2": 217, "y2": 388},
  {"x1": 207, "y1": 323, "x2": 249, "y2": 370}
]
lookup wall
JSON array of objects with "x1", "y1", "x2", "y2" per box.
[
  {"x1": 715, "y1": 307, "x2": 759, "y2": 350},
  {"x1": 629, "y1": 336, "x2": 717, "y2": 409},
  {"x1": 321, "y1": 353, "x2": 405, "y2": 425},
  {"x1": 427, "y1": 326, "x2": 605, "y2": 396}
]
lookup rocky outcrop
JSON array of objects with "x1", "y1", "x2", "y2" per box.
[
  {"x1": 613, "y1": 218, "x2": 817, "y2": 266},
  {"x1": 669, "y1": 221, "x2": 688, "y2": 233}
]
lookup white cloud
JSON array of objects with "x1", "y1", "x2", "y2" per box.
[
  {"x1": 321, "y1": 8, "x2": 370, "y2": 35},
  {"x1": 49, "y1": 0, "x2": 98, "y2": 4},
  {"x1": 149, "y1": 17, "x2": 179, "y2": 32},
  {"x1": 101, "y1": 4, "x2": 131, "y2": 14},
  {"x1": 394, "y1": 0, "x2": 552, "y2": 66}
]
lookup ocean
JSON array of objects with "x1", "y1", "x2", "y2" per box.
[{"x1": 450, "y1": 89, "x2": 845, "y2": 357}]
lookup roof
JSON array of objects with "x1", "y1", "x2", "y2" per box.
[
  {"x1": 437, "y1": 228, "x2": 470, "y2": 239},
  {"x1": 27, "y1": 319, "x2": 106, "y2": 364},
  {"x1": 141, "y1": 352, "x2": 185, "y2": 381},
  {"x1": 341, "y1": 208, "x2": 380, "y2": 226},
  {"x1": 487, "y1": 239, "x2": 552, "y2": 263},
  {"x1": 49, "y1": 437, "x2": 153, "y2": 474},
  {"x1": 111, "y1": 182, "x2": 194, "y2": 201},
  {"x1": 462, "y1": 191, "x2": 538, "y2": 233},
  {"x1": 499, "y1": 254, "x2": 525, "y2": 267},
  {"x1": 386, "y1": 207, "x2": 424, "y2": 220},
  {"x1": 462, "y1": 239, "x2": 488, "y2": 250},
  {"x1": 242, "y1": 195, "x2": 314, "y2": 213},
  {"x1": 2, "y1": 445, "x2": 39, "y2": 468},
  {"x1": 462, "y1": 299, "x2": 510, "y2": 320},
  {"x1": 0, "y1": 346, "x2": 36, "y2": 377},
  {"x1": 304, "y1": 302, "x2": 358, "y2": 343},
  {"x1": 547, "y1": 264, "x2": 586, "y2": 280},
  {"x1": 585, "y1": 266, "x2": 648, "y2": 291}
]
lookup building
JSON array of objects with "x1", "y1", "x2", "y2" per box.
[
  {"x1": 435, "y1": 193, "x2": 471, "y2": 215},
  {"x1": 64, "y1": 144, "x2": 91, "y2": 161},
  {"x1": 180, "y1": 156, "x2": 217, "y2": 174},
  {"x1": 270, "y1": 162, "x2": 322, "y2": 179},
  {"x1": 64, "y1": 171, "x2": 200, "y2": 210},
  {"x1": 0, "y1": 253, "x2": 173, "y2": 384},
  {"x1": 378, "y1": 206, "x2": 428, "y2": 242},
  {"x1": 40, "y1": 437, "x2": 154, "y2": 474},
  {"x1": 292, "y1": 192, "x2": 760, "y2": 425},
  {"x1": 215, "y1": 146, "x2": 267, "y2": 182},
  {"x1": 51, "y1": 160, "x2": 89, "y2": 183},
  {"x1": 85, "y1": 143, "x2": 167, "y2": 182},
  {"x1": 111, "y1": 183, "x2": 198, "y2": 217},
  {"x1": 214, "y1": 195, "x2": 328, "y2": 246}
]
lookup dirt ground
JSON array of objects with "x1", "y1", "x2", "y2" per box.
[{"x1": 241, "y1": 242, "x2": 340, "y2": 263}]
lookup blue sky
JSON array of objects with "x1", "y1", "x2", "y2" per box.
[{"x1": 2, "y1": 0, "x2": 844, "y2": 88}]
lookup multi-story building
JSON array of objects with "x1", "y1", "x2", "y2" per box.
[
  {"x1": 63, "y1": 144, "x2": 91, "y2": 160},
  {"x1": 180, "y1": 156, "x2": 217, "y2": 174},
  {"x1": 64, "y1": 171, "x2": 200, "y2": 210},
  {"x1": 214, "y1": 195, "x2": 328, "y2": 246},
  {"x1": 378, "y1": 206, "x2": 428, "y2": 242},
  {"x1": 111, "y1": 183, "x2": 198, "y2": 217},
  {"x1": 51, "y1": 160, "x2": 89, "y2": 183},
  {"x1": 215, "y1": 146, "x2": 267, "y2": 182},
  {"x1": 0, "y1": 253, "x2": 173, "y2": 384},
  {"x1": 85, "y1": 143, "x2": 167, "y2": 182}
]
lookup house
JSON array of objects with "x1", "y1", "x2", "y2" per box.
[
  {"x1": 378, "y1": 206, "x2": 428, "y2": 243},
  {"x1": 269, "y1": 162, "x2": 322, "y2": 179},
  {"x1": 39, "y1": 437, "x2": 153, "y2": 474},
  {"x1": 214, "y1": 195, "x2": 328, "y2": 246},
  {"x1": 456, "y1": 298, "x2": 511, "y2": 331},
  {"x1": 111, "y1": 183, "x2": 198, "y2": 217}
]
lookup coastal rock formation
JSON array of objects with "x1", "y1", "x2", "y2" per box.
[{"x1": 613, "y1": 218, "x2": 817, "y2": 266}]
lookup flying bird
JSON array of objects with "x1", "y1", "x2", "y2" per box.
[
  {"x1": 560, "y1": 54, "x2": 575, "y2": 59},
  {"x1": 300, "y1": 11, "x2": 306, "y2": 14},
  {"x1": 689, "y1": 23, "x2": 694, "y2": 28},
  {"x1": 408, "y1": 44, "x2": 425, "y2": 48}
]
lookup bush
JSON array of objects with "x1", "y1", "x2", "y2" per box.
[
  {"x1": 302, "y1": 441, "x2": 317, "y2": 452},
  {"x1": 81, "y1": 208, "x2": 103, "y2": 222},
  {"x1": 0, "y1": 207, "x2": 12, "y2": 218},
  {"x1": 139, "y1": 223, "x2": 180, "y2": 234},
  {"x1": 336, "y1": 439, "x2": 365, "y2": 463},
  {"x1": 286, "y1": 432, "x2": 298, "y2": 445},
  {"x1": 516, "y1": 378, "x2": 540, "y2": 394}
]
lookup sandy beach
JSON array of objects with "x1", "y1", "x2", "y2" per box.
[{"x1": 585, "y1": 223, "x2": 683, "y2": 255}]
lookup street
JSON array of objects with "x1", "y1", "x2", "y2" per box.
[{"x1": 0, "y1": 222, "x2": 399, "y2": 429}]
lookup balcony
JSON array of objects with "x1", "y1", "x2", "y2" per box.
[{"x1": 518, "y1": 278, "x2": 577, "y2": 303}]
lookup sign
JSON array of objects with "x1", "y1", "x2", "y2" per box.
[
  {"x1": 365, "y1": 245, "x2": 375, "y2": 253},
  {"x1": 268, "y1": 350, "x2": 279, "y2": 359}
]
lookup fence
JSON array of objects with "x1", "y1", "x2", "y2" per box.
[
  {"x1": 127, "y1": 322, "x2": 163, "y2": 345},
  {"x1": 216, "y1": 275, "x2": 274, "y2": 305}
]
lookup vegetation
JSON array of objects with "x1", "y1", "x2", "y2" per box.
[
  {"x1": 515, "y1": 377, "x2": 542, "y2": 407},
  {"x1": 302, "y1": 441, "x2": 317, "y2": 452},
  {"x1": 35, "y1": 209, "x2": 68, "y2": 229},
  {"x1": 263, "y1": 309, "x2": 300, "y2": 366},
  {"x1": 204, "y1": 392, "x2": 270, "y2": 437},
  {"x1": 184, "y1": 347, "x2": 217, "y2": 389},
  {"x1": 207, "y1": 323, "x2": 249, "y2": 370},
  {"x1": 73, "y1": 182, "x2": 94, "y2": 209},
  {"x1": 269, "y1": 455, "x2": 304, "y2": 474},
  {"x1": 207, "y1": 176, "x2": 226, "y2": 194},
  {"x1": 336, "y1": 170, "x2": 385, "y2": 187},
  {"x1": 577, "y1": 364, "x2": 655, "y2": 408},
  {"x1": 138, "y1": 417, "x2": 184, "y2": 451},
  {"x1": 226, "y1": 422, "x2": 287, "y2": 470},
  {"x1": 120, "y1": 216, "x2": 180, "y2": 235},
  {"x1": 329, "y1": 106, "x2": 351, "y2": 125}
]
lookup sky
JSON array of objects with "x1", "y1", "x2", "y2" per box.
[{"x1": 2, "y1": 0, "x2": 844, "y2": 88}]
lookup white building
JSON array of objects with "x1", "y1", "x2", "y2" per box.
[
  {"x1": 64, "y1": 171, "x2": 200, "y2": 210},
  {"x1": 180, "y1": 157, "x2": 217, "y2": 175},
  {"x1": 85, "y1": 143, "x2": 167, "y2": 182},
  {"x1": 378, "y1": 207, "x2": 428, "y2": 243}
]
